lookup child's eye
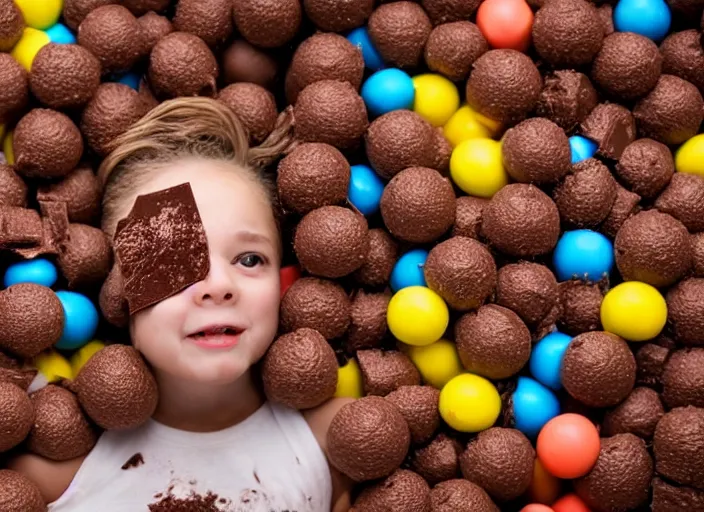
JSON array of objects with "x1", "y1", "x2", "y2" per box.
[{"x1": 235, "y1": 253, "x2": 264, "y2": 268}]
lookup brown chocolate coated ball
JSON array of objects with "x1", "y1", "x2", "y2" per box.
[
  {"x1": 655, "y1": 172, "x2": 704, "y2": 233},
  {"x1": 666, "y1": 278, "x2": 704, "y2": 347},
  {"x1": 232, "y1": 0, "x2": 301, "y2": 48},
  {"x1": 303, "y1": 0, "x2": 374, "y2": 32},
  {"x1": 221, "y1": 40, "x2": 277, "y2": 89},
  {"x1": 653, "y1": 407, "x2": 704, "y2": 490},
  {"x1": 218, "y1": 82, "x2": 277, "y2": 144},
  {"x1": 602, "y1": 387, "x2": 664, "y2": 439},
  {"x1": 615, "y1": 139, "x2": 674, "y2": 199},
  {"x1": 553, "y1": 158, "x2": 617, "y2": 228},
  {"x1": 660, "y1": 29, "x2": 704, "y2": 95},
  {"x1": 661, "y1": 348, "x2": 704, "y2": 409},
  {"x1": 0, "y1": 53, "x2": 28, "y2": 124},
  {"x1": 496, "y1": 262, "x2": 559, "y2": 327},
  {"x1": 536, "y1": 70, "x2": 599, "y2": 133},
  {"x1": 280, "y1": 277, "x2": 350, "y2": 340},
  {"x1": 558, "y1": 281, "x2": 603, "y2": 335},
  {"x1": 368, "y1": 2, "x2": 432, "y2": 68},
  {"x1": 424, "y1": 22, "x2": 487, "y2": 82}
]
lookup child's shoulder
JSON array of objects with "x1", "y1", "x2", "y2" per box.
[{"x1": 6, "y1": 452, "x2": 87, "y2": 504}]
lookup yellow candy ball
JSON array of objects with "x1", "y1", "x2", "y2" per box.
[
  {"x1": 675, "y1": 134, "x2": 704, "y2": 178},
  {"x1": 70, "y1": 340, "x2": 106, "y2": 376},
  {"x1": 14, "y1": 0, "x2": 63, "y2": 30},
  {"x1": 601, "y1": 281, "x2": 667, "y2": 342},
  {"x1": 450, "y1": 138, "x2": 508, "y2": 198},
  {"x1": 3, "y1": 130, "x2": 15, "y2": 165},
  {"x1": 404, "y1": 339, "x2": 463, "y2": 389},
  {"x1": 443, "y1": 105, "x2": 500, "y2": 147},
  {"x1": 439, "y1": 373, "x2": 501, "y2": 433},
  {"x1": 11, "y1": 27, "x2": 50, "y2": 71},
  {"x1": 387, "y1": 286, "x2": 449, "y2": 346},
  {"x1": 412, "y1": 74, "x2": 460, "y2": 127},
  {"x1": 34, "y1": 350, "x2": 73, "y2": 383},
  {"x1": 334, "y1": 358, "x2": 364, "y2": 399}
]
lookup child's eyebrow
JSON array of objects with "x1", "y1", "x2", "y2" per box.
[{"x1": 233, "y1": 230, "x2": 274, "y2": 247}]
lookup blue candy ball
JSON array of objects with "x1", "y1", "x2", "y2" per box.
[
  {"x1": 4, "y1": 258, "x2": 58, "y2": 288},
  {"x1": 348, "y1": 164, "x2": 385, "y2": 216},
  {"x1": 569, "y1": 135, "x2": 598, "y2": 164},
  {"x1": 614, "y1": 0, "x2": 671, "y2": 41},
  {"x1": 553, "y1": 229, "x2": 614, "y2": 282},
  {"x1": 346, "y1": 26, "x2": 384, "y2": 71},
  {"x1": 55, "y1": 291, "x2": 99, "y2": 351},
  {"x1": 115, "y1": 71, "x2": 141, "y2": 90},
  {"x1": 45, "y1": 23, "x2": 76, "y2": 44},
  {"x1": 530, "y1": 331, "x2": 573, "y2": 390},
  {"x1": 390, "y1": 249, "x2": 428, "y2": 292},
  {"x1": 512, "y1": 377, "x2": 561, "y2": 438},
  {"x1": 361, "y1": 68, "x2": 415, "y2": 117}
]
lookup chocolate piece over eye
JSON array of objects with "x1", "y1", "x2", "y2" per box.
[{"x1": 114, "y1": 182, "x2": 210, "y2": 314}]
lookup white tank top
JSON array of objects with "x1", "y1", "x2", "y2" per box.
[{"x1": 48, "y1": 402, "x2": 332, "y2": 512}]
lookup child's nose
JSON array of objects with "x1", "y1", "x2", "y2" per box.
[{"x1": 193, "y1": 268, "x2": 237, "y2": 306}]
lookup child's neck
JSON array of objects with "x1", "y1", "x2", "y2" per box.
[{"x1": 150, "y1": 368, "x2": 265, "y2": 433}]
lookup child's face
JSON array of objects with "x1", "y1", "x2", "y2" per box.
[{"x1": 125, "y1": 159, "x2": 281, "y2": 385}]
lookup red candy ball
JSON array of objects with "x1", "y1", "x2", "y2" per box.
[
  {"x1": 536, "y1": 414, "x2": 600, "y2": 479},
  {"x1": 476, "y1": 0, "x2": 534, "y2": 52}
]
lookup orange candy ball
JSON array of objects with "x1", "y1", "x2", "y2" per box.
[
  {"x1": 476, "y1": 0, "x2": 534, "y2": 52},
  {"x1": 527, "y1": 458, "x2": 562, "y2": 505},
  {"x1": 536, "y1": 414, "x2": 600, "y2": 479},
  {"x1": 522, "y1": 505, "x2": 554, "y2": 512},
  {"x1": 552, "y1": 494, "x2": 592, "y2": 512}
]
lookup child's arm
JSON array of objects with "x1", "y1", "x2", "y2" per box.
[
  {"x1": 6, "y1": 452, "x2": 85, "y2": 504},
  {"x1": 304, "y1": 397, "x2": 356, "y2": 512}
]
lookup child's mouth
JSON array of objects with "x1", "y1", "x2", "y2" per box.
[{"x1": 187, "y1": 326, "x2": 243, "y2": 349}]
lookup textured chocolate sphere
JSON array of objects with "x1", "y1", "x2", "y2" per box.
[
  {"x1": 562, "y1": 331, "x2": 636, "y2": 407},
  {"x1": 553, "y1": 158, "x2": 617, "y2": 228},
  {"x1": 591, "y1": 32, "x2": 662, "y2": 100},
  {"x1": 601, "y1": 184, "x2": 641, "y2": 239},
  {"x1": 574, "y1": 434, "x2": 653, "y2": 512},
  {"x1": 148, "y1": 32, "x2": 218, "y2": 99},
  {"x1": 653, "y1": 407, "x2": 704, "y2": 490},
  {"x1": 452, "y1": 196, "x2": 487, "y2": 239},
  {"x1": 0, "y1": 53, "x2": 28, "y2": 123},
  {"x1": 667, "y1": 278, "x2": 704, "y2": 347},
  {"x1": 277, "y1": 142, "x2": 350, "y2": 214},
  {"x1": 327, "y1": 396, "x2": 411, "y2": 482},
  {"x1": 386, "y1": 385, "x2": 441, "y2": 445},
  {"x1": 137, "y1": 11, "x2": 173, "y2": 52},
  {"x1": 77, "y1": 5, "x2": 146, "y2": 74},
  {"x1": 602, "y1": 387, "x2": 664, "y2": 438},
  {"x1": 660, "y1": 29, "x2": 704, "y2": 95},
  {"x1": 502, "y1": 117, "x2": 571, "y2": 184},
  {"x1": 655, "y1": 173, "x2": 704, "y2": 233},
  {"x1": 430, "y1": 479, "x2": 499, "y2": 512},
  {"x1": 346, "y1": 290, "x2": 390, "y2": 351},
  {"x1": 218, "y1": 82, "x2": 277, "y2": 144},
  {"x1": 558, "y1": 281, "x2": 603, "y2": 335},
  {"x1": 496, "y1": 262, "x2": 559, "y2": 327},
  {"x1": 221, "y1": 40, "x2": 277, "y2": 89},
  {"x1": 615, "y1": 139, "x2": 674, "y2": 199},
  {"x1": 172, "y1": 0, "x2": 233, "y2": 48},
  {"x1": 532, "y1": 0, "x2": 604, "y2": 67},
  {"x1": 0, "y1": 164, "x2": 27, "y2": 207},
  {"x1": 280, "y1": 277, "x2": 350, "y2": 340},
  {"x1": 0, "y1": 0, "x2": 23, "y2": 52},
  {"x1": 615, "y1": 210, "x2": 692, "y2": 288},
  {"x1": 634, "y1": 74, "x2": 704, "y2": 145},
  {"x1": 80, "y1": 82, "x2": 149, "y2": 157},
  {"x1": 422, "y1": 0, "x2": 482, "y2": 24},
  {"x1": 294, "y1": 80, "x2": 369, "y2": 150},
  {"x1": 536, "y1": 70, "x2": 599, "y2": 133},
  {"x1": 0, "y1": 469, "x2": 45, "y2": 512},
  {"x1": 232, "y1": 0, "x2": 301, "y2": 48},
  {"x1": 285, "y1": 32, "x2": 364, "y2": 104},
  {"x1": 13, "y1": 109, "x2": 83, "y2": 179},
  {"x1": 354, "y1": 229, "x2": 398, "y2": 288},
  {"x1": 63, "y1": 0, "x2": 115, "y2": 30},
  {"x1": 412, "y1": 434, "x2": 462, "y2": 485},
  {"x1": 481, "y1": 184, "x2": 560, "y2": 257},
  {"x1": 455, "y1": 305, "x2": 531, "y2": 380},
  {"x1": 661, "y1": 348, "x2": 704, "y2": 408},
  {"x1": 636, "y1": 342, "x2": 670, "y2": 388},
  {"x1": 354, "y1": 469, "x2": 431, "y2": 512},
  {"x1": 652, "y1": 477, "x2": 704, "y2": 512},
  {"x1": 580, "y1": 103, "x2": 637, "y2": 160},
  {"x1": 261, "y1": 328, "x2": 338, "y2": 410},
  {"x1": 424, "y1": 237, "x2": 497, "y2": 311},
  {"x1": 57, "y1": 224, "x2": 111, "y2": 289},
  {"x1": 380, "y1": 166, "x2": 456, "y2": 244},
  {"x1": 424, "y1": 21, "x2": 488, "y2": 82},
  {"x1": 0, "y1": 381, "x2": 34, "y2": 452},
  {"x1": 357, "y1": 349, "x2": 421, "y2": 397},
  {"x1": 693, "y1": 233, "x2": 704, "y2": 277},
  {"x1": 365, "y1": 109, "x2": 436, "y2": 179},
  {"x1": 294, "y1": 206, "x2": 369, "y2": 278},
  {"x1": 460, "y1": 428, "x2": 535, "y2": 502},
  {"x1": 368, "y1": 2, "x2": 432, "y2": 68},
  {"x1": 29, "y1": 44, "x2": 101, "y2": 110},
  {"x1": 303, "y1": 0, "x2": 374, "y2": 32},
  {"x1": 466, "y1": 49, "x2": 542, "y2": 126}
]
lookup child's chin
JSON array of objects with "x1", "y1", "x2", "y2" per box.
[{"x1": 180, "y1": 359, "x2": 248, "y2": 385}]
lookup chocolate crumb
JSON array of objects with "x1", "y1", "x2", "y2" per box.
[
  {"x1": 121, "y1": 452, "x2": 144, "y2": 470},
  {"x1": 148, "y1": 490, "x2": 221, "y2": 511},
  {"x1": 254, "y1": 471, "x2": 261, "y2": 484}
]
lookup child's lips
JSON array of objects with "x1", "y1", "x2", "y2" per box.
[{"x1": 187, "y1": 332, "x2": 241, "y2": 349}]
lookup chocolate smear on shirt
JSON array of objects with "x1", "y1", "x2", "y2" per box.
[
  {"x1": 148, "y1": 490, "x2": 221, "y2": 511},
  {"x1": 113, "y1": 182, "x2": 210, "y2": 314},
  {"x1": 121, "y1": 452, "x2": 144, "y2": 470}
]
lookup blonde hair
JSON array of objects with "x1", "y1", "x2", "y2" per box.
[{"x1": 98, "y1": 96, "x2": 294, "y2": 238}]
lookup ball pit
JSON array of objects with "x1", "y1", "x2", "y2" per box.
[{"x1": 0, "y1": 0, "x2": 703, "y2": 509}]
